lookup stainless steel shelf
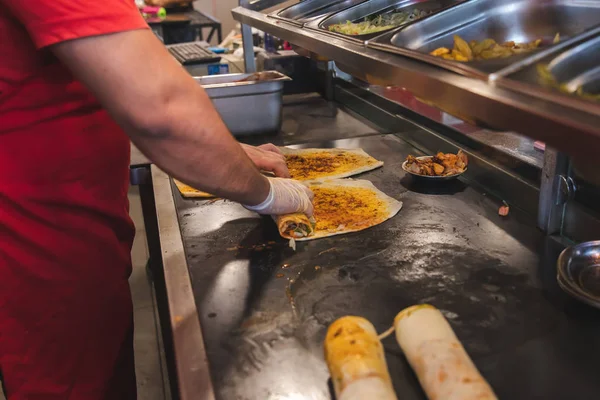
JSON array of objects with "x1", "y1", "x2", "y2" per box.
[
  {"x1": 232, "y1": 6, "x2": 600, "y2": 160},
  {"x1": 241, "y1": 0, "x2": 292, "y2": 11}
]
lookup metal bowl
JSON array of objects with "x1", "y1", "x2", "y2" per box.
[
  {"x1": 557, "y1": 241, "x2": 600, "y2": 308},
  {"x1": 401, "y1": 156, "x2": 466, "y2": 181}
]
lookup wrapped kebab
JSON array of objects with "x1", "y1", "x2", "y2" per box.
[
  {"x1": 324, "y1": 316, "x2": 398, "y2": 400},
  {"x1": 276, "y1": 212, "x2": 315, "y2": 239},
  {"x1": 394, "y1": 304, "x2": 497, "y2": 400},
  {"x1": 276, "y1": 179, "x2": 402, "y2": 241}
]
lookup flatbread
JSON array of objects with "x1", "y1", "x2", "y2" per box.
[
  {"x1": 276, "y1": 179, "x2": 402, "y2": 241},
  {"x1": 173, "y1": 180, "x2": 214, "y2": 198},
  {"x1": 281, "y1": 147, "x2": 384, "y2": 181},
  {"x1": 174, "y1": 147, "x2": 384, "y2": 198}
]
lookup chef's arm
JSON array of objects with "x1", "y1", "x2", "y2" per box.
[{"x1": 51, "y1": 29, "x2": 270, "y2": 206}]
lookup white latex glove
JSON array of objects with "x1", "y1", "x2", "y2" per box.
[{"x1": 244, "y1": 177, "x2": 314, "y2": 217}]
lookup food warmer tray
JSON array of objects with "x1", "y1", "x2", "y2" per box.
[
  {"x1": 305, "y1": 0, "x2": 464, "y2": 44},
  {"x1": 367, "y1": 0, "x2": 600, "y2": 80},
  {"x1": 268, "y1": 0, "x2": 367, "y2": 27},
  {"x1": 195, "y1": 71, "x2": 290, "y2": 137},
  {"x1": 490, "y1": 27, "x2": 600, "y2": 113}
]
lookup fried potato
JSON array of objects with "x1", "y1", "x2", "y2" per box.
[
  {"x1": 430, "y1": 35, "x2": 545, "y2": 62},
  {"x1": 431, "y1": 47, "x2": 450, "y2": 56},
  {"x1": 471, "y1": 38, "x2": 496, "y2": 56},
  {"x1": 453, "y1": 35, "x2": 473, "y2": 60}
]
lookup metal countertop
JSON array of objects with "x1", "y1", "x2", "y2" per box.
[{"x1": 169, "y1": 133, "x2": 600, "y2": 400}]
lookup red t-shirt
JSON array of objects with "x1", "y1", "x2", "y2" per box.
[{"x1": 0, "y1": 1, "x2": 148, "y2": 282}]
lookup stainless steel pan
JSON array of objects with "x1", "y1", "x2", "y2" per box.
[
  {"x1": 367, "y1": 0, "x2": 600, "y2": 80},
  {"x1": 195, "y1": 71, "x2": 291, "y2": 136}
]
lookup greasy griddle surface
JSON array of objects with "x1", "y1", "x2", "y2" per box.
[{"x1": 173, "y1": 135, "x2": 600, "y2": 400}]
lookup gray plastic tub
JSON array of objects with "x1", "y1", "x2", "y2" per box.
[{"x1": 195, "y1": 71, "x2": 291, "y2": 136}]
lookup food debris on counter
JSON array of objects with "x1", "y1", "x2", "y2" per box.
[
  {"x1": 319, "y1": 247, "x2": 339, "y2": 256},
  {"x1": 499, "y1": 201, "x2": 510, "y2": 217}
]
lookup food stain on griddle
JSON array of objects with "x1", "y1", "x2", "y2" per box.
[
  {"x1": 276, "y1": 273, "x2": 285, "y2": 279},
  {"x1": 285, "y1": 264, "x2": 325, "y2": 317},
  {"x1": 319, "y1": 247, "x2": 339, "y2": 256},
  {"x1": 208, "y1": 312, "x2": 217, "y2": 318},
  {"x1": 227, "y1": 243, "x2": 278, "y2": 253},
  {"x1": 286, "y1": 282, "x2": 298, "y2": 317},
  {"x1": 338, "y1": 266, "x2": 361, "y2": 282}
]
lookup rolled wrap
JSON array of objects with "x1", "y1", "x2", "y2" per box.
[
  {"x1": 275, "y1": 213, "x2": 315, "y2": 239},
  {"x1": 394, "y1": 305, "x2": 497, "y2": 400},
  {"x1": 324, "y1": 316, "x2": 398, "y2": 400}
]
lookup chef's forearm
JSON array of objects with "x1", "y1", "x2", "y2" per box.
[
  {"x1": 130, "y1": 111, "x2": 271, "y2": 205},
  {"x1": 52, "y1": 28, "x2": 270, "y2": 205}
]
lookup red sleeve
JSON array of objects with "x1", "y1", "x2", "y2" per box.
[{"x1": 1, "y1": 0, "x2": 149, "y2": 48}]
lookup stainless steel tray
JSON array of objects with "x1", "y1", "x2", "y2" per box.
[
  {"x1": 367, "y1": 0, "x2": 600, "y2": 80},
  {"x1": 557, "y1": 241, "x2": 600, "y2": 309},
  {"x1": 268, "y1": 0, "x2": 367, "y2": 27},
  {"x1": 491, "y1": 27, "x2": 600, "y2": 111},
  {"x1": 195, "y1": 71, "x2": 291, "y2": 136},
  {"x1": 306, "y1": 0, "x2": 464, "y2": 43}
]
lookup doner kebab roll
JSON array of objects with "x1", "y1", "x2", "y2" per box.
[
  {"x1": 324, "y1": 316, "x2": 398, "y2": 400},
  {"x1": 394, "y1": 304, "x2": 497, "y2": 400}
]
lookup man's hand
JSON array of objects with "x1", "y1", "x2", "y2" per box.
[
  {"x1": 256, "y1": 143, "x2": 283, "y2": 155},
  {"x1": 241, "y1": 143, "x2": 290, "y2": 178},
  {"x1": 244, "y1": 177, "x2": 314, "y2": 217}
]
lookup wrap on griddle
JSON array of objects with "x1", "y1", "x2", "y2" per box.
[
  {"x1": 394, "y1": 305, "x2": 497, "y2": 400},
  {"x1": 324, "y1": 316, "x2": 398, "y2": 400},
  {"x1": 274, "y1": 179, "x2": 402, "y2": 241},
  {"x1": 275, "y1": 213, "x2": 316, "y2": 240}
]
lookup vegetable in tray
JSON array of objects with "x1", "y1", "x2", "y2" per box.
[
  {"x1": 328, "y1": 9, "x2": 432, "y2": 36},
  {"x1": 537, "y1": 64, "x2": 600, "y2": 102}
]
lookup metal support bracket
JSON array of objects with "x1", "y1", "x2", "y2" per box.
[
  {"x1": 240, "y1": 22, "x2": 256, "y2": 73},
  {"x1": 239, "y1": 0, "x2": 262, "y2": 73},
  {"x1": 538, "y1": 149, "x2": 571, "y2": 235},
  {"x1": 130, "y1": 166, "x2": 151, "y2": 186},
  {"x1": 556, "y1": 175, "x2": 577, "y2": 206}
]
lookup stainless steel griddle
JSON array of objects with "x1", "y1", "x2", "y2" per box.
[{"x1": 166, "y1": 133, "x2": 600, "y2": 400}]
